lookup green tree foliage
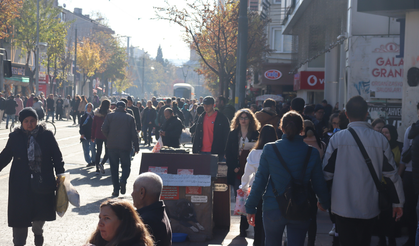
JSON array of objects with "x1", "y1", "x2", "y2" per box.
[{"x1": 12, "y1": 0, "x2": 67, "y2": 92}]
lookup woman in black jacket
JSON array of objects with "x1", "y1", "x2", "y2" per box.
[
  {"x1": 225, "y1": 108, "x2": 260, "y2": 237},
  {"x1": 0, "y1": 107, "x2": 65, "y2": 246},
  {"x1": 5, "y1": 95, "x2": 18, "y2": 129}
]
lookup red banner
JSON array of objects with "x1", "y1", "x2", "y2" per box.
[{"x1": 294, "y1": 71, "x2": 325, "y2": 90}]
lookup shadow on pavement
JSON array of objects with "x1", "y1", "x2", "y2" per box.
[
  {"x1": 64, "y1": 165, "x2": 113, "y2": 188},
  {"x1": 72, "y1": 197, "x2": 109, "y2": 215}
]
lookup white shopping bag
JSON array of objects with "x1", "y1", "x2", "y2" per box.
[{"x1": 152, "y1": 137, "x2": 163, "y2": 153}]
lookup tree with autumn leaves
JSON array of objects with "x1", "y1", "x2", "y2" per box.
[
  {"x1": 155, "y1": 0, "x2": 270, "y2": 98},
  {"x1": 0, "y1": 0, "x2": 23, "y2": 40}
]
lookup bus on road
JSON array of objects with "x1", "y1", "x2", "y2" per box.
[{"x1": 173, "y1": 83, "x2": 195, "y2": 100}]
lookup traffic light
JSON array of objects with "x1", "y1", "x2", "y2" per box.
[{"x1": 3, "y1": 60, "x2": 12, "y2": 77}]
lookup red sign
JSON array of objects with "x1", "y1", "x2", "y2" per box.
[
  {"x1": 186, "y1": 187, "x2": 202, "y2": 195},
  {"x1": 161, "y1": 186, "x2": 179, "y2": 200},
  {"x1": 264, "y1": 70, "x2": 282, "y2": 80},
  {"x1": 294, "y1": 71, "x2": 325, "y2": 90}
]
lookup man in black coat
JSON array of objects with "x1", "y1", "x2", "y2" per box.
[
  {"x1": 142, "y1": 101, "x2": 157, "y2": 146},
  {"x1": 102, "y1": 101, "x2": 139, "y2": 197},
  {"x1": 158, "y1": 98, "x2": 171, "y2": 128},
  {"x1": 191, "y1": 96, "x2": 230, "y2": 161},
  {"x1": 5, "y1": 95, "x2": 17, "y2": 129},
  {"x1": 127, "y1": 96, "x2": 141, "y2": 132},
  {"x1": 132, "y1": 172, "x2": 172, "y2": 246},
  {"x1": 45, "y1": 94, "x2": 55, "y2": 123},
  {"x1": 160, "y1": 108, "x2": 183, "y2": 148}
]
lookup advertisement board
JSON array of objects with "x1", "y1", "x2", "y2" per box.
[
  {"x1": 349, "y1": 37, "x2": 403, "y2": 100},
  {"x1": 294, "y1": 71, "x2": 325, "y2": 90}
]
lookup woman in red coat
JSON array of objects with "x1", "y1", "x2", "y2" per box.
[{"x1": 91, "y1": 99, "x2": 111, "y2": 174}]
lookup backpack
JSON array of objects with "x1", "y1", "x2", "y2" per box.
[{"x1": 270, "y1": 145, "x2": 313, "y2": 221}]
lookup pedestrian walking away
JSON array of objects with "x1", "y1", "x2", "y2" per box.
[
  {"x1": 0, "y1": 107, "x2": 65, "y2": 246},
  {"x1": 323, "y1": 96, "x2": 405, "y2": 246},
  {"x1": 246, "y1": 111, "x2": 330, "y2": 246},
  {"x1": 240, "y1": 124, "x2": 278, "y2": 245},
  {"x1": 160, "y1": 108, "x2": 183, "y2": 148},
  {"x1": 102, "y1": 101, "x2": 139, "y2": 197},
  {"x1": 91, "y1": 99, "x2": 111, "y2": 174}
]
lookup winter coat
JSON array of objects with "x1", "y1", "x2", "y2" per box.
[
  {"x1": 141, "y1": 107, "x2": 157, "y2": 127},
  {"x1": 137, "y1": 201, "x2": 172, "y2": 246},
  {"x1": 161, "y1": 116, "x2": 183, "y2": 148},
  {"x1": 0, "y1": 124, "x2": 65, "y2": 227},
  {"x1": 26, "y1": 97, "x2": 34, "y2": 108},
  {"x1": 409, "y1": 121, "x2": 419, "y2": 194},
  {"x1": 56, "y1": 99, "x2": 64, "y2": 113},
  {"x1": 15, "y1": 98, "x2": 24, "y2": 116},
  {"x1": 240, "y1": 149, "x2": 263, "y2": 192},
  {"x1": 46, "y1": 98, "x2": 55, "y2": 112},
  {"x1": 255, "y1": 108, "x2": 280, "y2": 128},
  {"x1": 245, "y1": 135, "x2": 330, "y2": 215},
  {"x1": 128, "y1": 105, "x2": 142, "y2": 131},
  {"x1": 72, "y1": 99, "x2": 80, "y2": 113},
  {"x1": 219, "y1": 104, "x2": 236, "y2": 122},
  {"x1": 91, "y1": 109, "x2": 109, "y2": 140},
  {"x1": 323, "y1": 121, "x2": 404, "y2": 219},
  {"x1": 79, "y1": 113, "x2": 94, "y2": 140},
  {"x1": 5, "y1": 98, "x2": 17, "y2": 115},
  {"x1": 78, "y1": 100, "x2": 87, "y2": 113},
  {"x1": 157, "y1": 105, "x2": 170, "y2": 126},
  {"x1": 102, "y1": 108, "x2": 139, "y2": 152},
  {"x1": 225, "y1": 129, "x2": 259, "y2": 185},
  {"x1": 192, "y1": 110, "x2": 230, "y2": 157}
]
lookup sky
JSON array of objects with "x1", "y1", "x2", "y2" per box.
[{"x1": 58, "y1": 0, "x2": 191, "y2": 65}]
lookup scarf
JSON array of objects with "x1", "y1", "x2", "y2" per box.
[
  {"x1": 82, "y1": 103, "x2": 94, "y2": 126},
  {"x1": 23, "y1": 126, "x2": 42, "y2": 173}
]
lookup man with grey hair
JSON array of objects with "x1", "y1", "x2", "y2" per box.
[{"x1": 132, "y1": 172, "x2": 172, "y2": 246}]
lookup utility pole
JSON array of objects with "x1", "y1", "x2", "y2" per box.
[
  {"x1": 35, "y1": 0, "x2": 40, "y2": 95},
  {"x1": 73, "y1": 27, "x2": 77, "y2": 96},
  {"x1": 0, "y1": 40, "x2": 4, "y2": 91},
  {"x1": 142, "y1": 56, "x2": 145, "y2": 98},
  {"x1": 234, "y1": 0, "x2": 248, "y2": 110}
]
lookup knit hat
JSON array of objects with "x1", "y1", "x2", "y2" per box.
[{"x1": 19, "y1": 107, "x2": 38, "y2": 123}]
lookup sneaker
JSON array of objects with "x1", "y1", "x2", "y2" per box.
[
  {"x1": 86, "y1": 162, "x2": 95, "y2": 167},
  {"x1": 329, "y1": 225, "x2": 336, "y2": 236},
  {"x1": 95, "y1": 170, "x2": 100, "y2": 175},
  {"x1": 120, "y1": 184, "x2": 126, "y2": 195},
  {"x1": 112, "y1": 192, "x2": 119, "y2": 197},
  {"x1": 99, "y1": 163, "x2": 105, "y2": 174}
]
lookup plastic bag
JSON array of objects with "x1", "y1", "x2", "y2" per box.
[
  {"x1": 233, "y1": 188, "x2": 251, "y2": 215},
  {"x1": 56, "y1": 175, "x2": 68, "y2": 217},
  {"x1": 152, "y1": 137, "x2": 163, "y2": 153},
  {"x1": 56, "y1": 173, "x2": 80, "y2": 217},
  {"x1": 179, "y1": 128, "x2": 192, "y2": 144}
]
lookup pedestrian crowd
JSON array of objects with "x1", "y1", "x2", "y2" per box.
[{"x1": 0, "y1": 91, "x2": 417, "y2": 246}]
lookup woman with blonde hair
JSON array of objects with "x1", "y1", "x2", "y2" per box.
[
  {"x1": 86, "y1": 199, "x2": 154, "y2": 246},
  {"x1": 225, "y1": 108, "x2": 260, "y2": 237}
]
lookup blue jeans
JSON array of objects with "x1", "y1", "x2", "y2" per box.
[
  {"x1": 108, "y1": 149, "x2": 131, "y2": 193},
  {"x1": 45, "y1": 111, "x2": 54, "y2": 122},
  {"x1": 263, "y1": 208, "x2": 310, "y2": 246},
  {"x1": 82, "y1": 139, "x2": 96, "y2": 164},
  {"x1": 6, "y1": 114, "x2": 14, "y2": 127}
]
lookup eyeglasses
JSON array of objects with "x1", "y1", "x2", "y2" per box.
[{"x1": 239, "y1": 117, "x2": 249, "y2": 121}]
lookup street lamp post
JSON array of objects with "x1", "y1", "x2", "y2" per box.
[{"x1": 235, "y1": 0, "x2": 248, "y2": 109}]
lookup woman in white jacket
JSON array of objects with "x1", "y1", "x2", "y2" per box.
[{"x1": 240, "y1": 124, "x2": 278, "y2": 246}]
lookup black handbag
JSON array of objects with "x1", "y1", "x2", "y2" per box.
[
  {"x1": 402, "y1": 145, "x2": 412, "y2": 163},
  {"x1": 348, "y1": 128, "x2": 400, "y2": 211},
  {"x1": 30, "y1": 172, "x2": 56, "y2": 194},
  {"x1": 270, "y1": 145, "x2": 313, "y2": 221}
]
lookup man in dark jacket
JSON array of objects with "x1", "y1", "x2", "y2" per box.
[
  {"x1": 192, "y1": 96, "x2": 230, "y2": 161},
  {"x1": 160, "y1": 108, "x2": 183, "y2": 148},
  {"x1": 5, "y1": 95, "x2": 17, "y2": 129},
  {"x1": 216, "y1": 95, "x2": 235, "y2": 122},
  {"x1": 132, "y1": 172, "x2": 172, "y2": 246},
  {"x1": 142, "y1": 101, "x2": 157, "y2": 146},
  {"x1": 45, "y1": 94, "x2": 55, "y2": 123},
  {"x1": 157, "y1": 98, "x2": 171, "y2": 128},
  {"x1": 102, "y1": 101, "x2": 139, "y2": 197},
  {"x1": 127, "y1": 96, "x2": 141, "y2": 132},
  {"x1": 55, "y1": 96, "x2": 64, "y2": 121},
  {"x1": 0, "y1": 93, "x2": 6, "y2": 127}
]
